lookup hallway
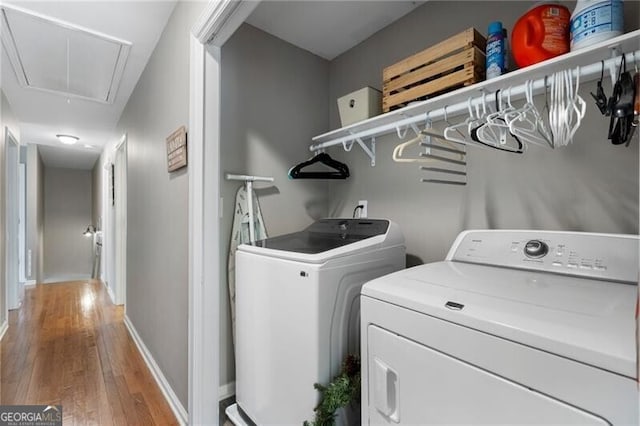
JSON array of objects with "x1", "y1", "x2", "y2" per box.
[{"x1": 0, "y1": 280, "x2": 178, "y2": 425}]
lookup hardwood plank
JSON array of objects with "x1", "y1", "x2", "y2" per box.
[{"x1": 0, "y1": 280, "x2": 178, "y2": 425}]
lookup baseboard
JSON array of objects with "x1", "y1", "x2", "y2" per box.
[
  {"x1": 219, "y1": 381, "x2": 236, "y2": 401},
  {"x1": 42, "y1": 275, "x2": 92, "y2": 284},
  {"x1": 25, "y1": 280, "x2": 36, "y2": 287},
  {"x1": 123, "y1": 316, "x2": 188, "y2": 425},
  {"x1": 103, "y1": 281, "x2": 116, "y2": 305},
  {"x1": 0, "y1": 320, "x2": 8, "y2": 342}
]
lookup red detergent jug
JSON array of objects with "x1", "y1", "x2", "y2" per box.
[{"x1": 511, "y1": 3, "x2": 571, "y2": 68}]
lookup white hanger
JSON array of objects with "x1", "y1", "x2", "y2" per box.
[
  {"x1": 508, "y1": 80, "x2": 553, "y2": 148},
  {"x1": 393, "y1": 113, "x2": 465, "y2": 163},
  {"x1": 444, "y1": 100, "x2": 476, "y2": 144},
  {"x1": 477, "y1": 87, "x2": 517, "y2": 146}
]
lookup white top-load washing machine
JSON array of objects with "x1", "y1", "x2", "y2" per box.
[
  {"x1": 227, "y1": 219, "x2": 405, "y2": 426},
  {"x1": 361, "y1": 230, "x2": 639, "y2": 425}
]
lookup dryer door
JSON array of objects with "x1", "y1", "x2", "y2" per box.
[{"x1": 366, "y1": 325, "x2": 609, "y2": 425}]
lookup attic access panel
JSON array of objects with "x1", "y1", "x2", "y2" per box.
[{"x1": 1, "y1": 5, "x2": 131, "y2": 104}]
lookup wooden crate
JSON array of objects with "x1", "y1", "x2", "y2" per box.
[{"x1": 383, "y1": 28, "x2": 486, "y2": 112}]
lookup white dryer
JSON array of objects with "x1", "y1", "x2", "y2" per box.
[
  {"x1": 228, "y1": 219, "x2": 405, "y2": 426},
  {"x1": 361, "y1": 230, "x2": 638, "y2": 425}
]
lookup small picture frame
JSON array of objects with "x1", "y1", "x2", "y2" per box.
[{"x1": 166, "y1": 126, "x2": 187, "y2": 172}]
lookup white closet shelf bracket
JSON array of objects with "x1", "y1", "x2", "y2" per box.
[
  {"x1": 315, "y1": 134, "x2": 377, "y2": 166},
  {"x1": 309, "y1": 30, "x2": 640, "y2": 165}
]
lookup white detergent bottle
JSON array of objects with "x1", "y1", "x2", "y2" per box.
[{"x1": 570, "y1": 0, "x2": 624, "y2": 50}]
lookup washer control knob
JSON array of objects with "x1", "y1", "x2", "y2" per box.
[{"x1": 524, "y1": 240, "x2": 549, "y2": 258}]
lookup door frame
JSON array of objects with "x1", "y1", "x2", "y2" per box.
[
  {"x1": 114, "y1": 135, "x2": 127, "y2": 306},
  {"x1": 18, "y1": 162, "x2": 26, "y2": 284},
  {"x1": 4, "y1": 127, "x2": 21, "y2": 313},
  {"x1": 188, "y1": 1, "x2": 260, "y2": 423}
]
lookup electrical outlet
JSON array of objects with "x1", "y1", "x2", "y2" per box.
[{"x1": 358, "y1": 200, "x2": 368, "y2": 218}]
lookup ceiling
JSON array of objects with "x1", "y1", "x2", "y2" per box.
[
  {"x1": 1, "y1": 0, "x2": 424, "y2": 170},
  {"x1": 1, "y1": 0, "x2": 176, "y2": 170},
  {"x1": 246, "y1": 0, "x2": 425, "y2": 60}
]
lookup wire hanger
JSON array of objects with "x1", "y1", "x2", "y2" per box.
[{"x1": 288, "y1": 152, "x2": 350, "y2": 179}]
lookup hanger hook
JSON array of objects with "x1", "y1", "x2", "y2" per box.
[
  {"x1": 600, "y1": 60, "x2": 604, "y2": 81},
  {"x1": 396, "y1": 124, "x2": 409, "y2": 139},
  {"x1": 443, "y1": 105, "x2": 450, "y2": 124},
  {"x1": 342, "y1": 140, "x2": 354, "y2": 152}
]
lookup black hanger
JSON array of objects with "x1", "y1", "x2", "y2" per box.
[
  {"x1": 469, "y1": 90, "x2": 524, "y2": 154},
  {"x1": 608, "y1": 55, "x2": 636, "y2": 146},
  {"x1": 591, "y1": 61, "x2": 609, "y2": 116},
  {"x1": 288, "y1": 152, "x2": 350, "y2": 179}
]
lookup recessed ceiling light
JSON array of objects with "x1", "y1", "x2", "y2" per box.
[
  {"x1": 56, "y1": 134, "x2": 79, "y2": 145},
  {"x1": 84, "y1": 144, "x2": 94, "y2": 149}
]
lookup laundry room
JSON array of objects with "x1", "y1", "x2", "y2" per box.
[{"x1": 214, "y1": 1, "x2": 639, "y2": 425}]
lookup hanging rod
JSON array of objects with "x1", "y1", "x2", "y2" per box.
[
  {"x1": 310, "y1": 42, "x2": 640, "y2": 154},
  {"x1": 225, "y1": 173, "x2": 274, "y2": 182}
]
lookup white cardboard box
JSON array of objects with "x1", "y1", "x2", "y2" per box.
[{"x1": 337, "y1": 87, "x2": 382, "y2": 127}]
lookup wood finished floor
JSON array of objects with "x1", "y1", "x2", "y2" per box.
[{"x1": 0, "y1": 280, "x2": 178, "y2": 425}]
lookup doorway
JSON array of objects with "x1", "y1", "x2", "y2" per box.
[
  {"x1": 4, "y1": 127, "x2": 23, "y2": 312},
  {"x1": 114, "y1": 136, "x2": 127, "y2": 306},
  {"x1": 103, "y1": 135, "x2": 127, "y2": 306}
]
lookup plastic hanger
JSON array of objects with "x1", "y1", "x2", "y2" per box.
[
  {"x1": 288, "y1": 152, "x2": 350, "y2": 179},
  {"x1": 608, "y1": 55, "x2": 636, "y2": 146},
  {"x1": 507, "y1": 80, "x2": 553, "y2": 149},
  {"x1": 473, "y1": 89, "x2": 525, "y2": 153},
  {"x1": 443, "y1": 101, "x2": 477, "y2": 145},
  {"x1": 591, "y1": 61, "x2": 609, "y2": 115},
  {"x1": 467, "y1": 92, "x2": 524, "y2": 153},
  {"x1": 393, "y1": 119, "x2": 465, "y2": 163}
]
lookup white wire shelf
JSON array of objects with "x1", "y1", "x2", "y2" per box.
[{"x1": 310, "y1": 29, "x2": 640, "y2": 162}]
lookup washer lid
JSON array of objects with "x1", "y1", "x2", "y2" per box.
[
  {"x1": 362, "y1": 261, "x2": 638, "y2": 378},
  {"x1": 238, "y1": 219, "x2": 403, "y2": 263}
]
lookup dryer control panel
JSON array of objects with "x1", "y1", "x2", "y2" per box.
[{"x1": 448, "y1": 230, "x2": 639, "y2": 283}]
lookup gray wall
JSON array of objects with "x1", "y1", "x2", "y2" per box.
[
  {"x1": 43, "y1": 167, "x2": 93, "y2": 282},
  {"x1": 327, "y1": 0, "x2": 640, "y2": 265},
  {"x1": 219, "y1": 23, "x2": 330, "y2": 388},
  {"x1": 115, "y1": 1, "x2": 203, "y2": 408},
  {"x1": 216, "y1": 1, "x2": 640, "y2": 389},
  {"x1": 25, "y1": 144, "x2": 44, "y2": 283},
  {"x1": 1, "y1": 90, "x2": 20, "y2": 325}
]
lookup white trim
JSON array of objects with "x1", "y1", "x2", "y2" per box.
[
  {"x1": 40, "y1": 275, "x2": 92, "y2": 284},
  {"x1": 103, "y1": 280, "x2": 115, "y2": 305},
  {"x1": 189, "y1": 2, "x2": 257, "y2": 424},
  {"x1": 114, "y1": 136, "x2": 127, "y2": 306},
  {"x1": 25, "y1": 280, "x2": 36, "y2": 287},
  {"x1": 188, "y1": 32, "x2": 211, "y2": 425},
  {"x1": 5, "y1": 127, "x2": 20, "y2": 314},
  {"x1": 192, "y1": 0, "x2": 260, "y2": 46},
  {"x1": 124, "y1": 316, "x2": 188, "y2": 426},
  {"x1": 219, "y1": 381, "x2": 236, "y2": 401},
  {"x1": 0, "y1": 320, "x2": 8, "y2": 342}
]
